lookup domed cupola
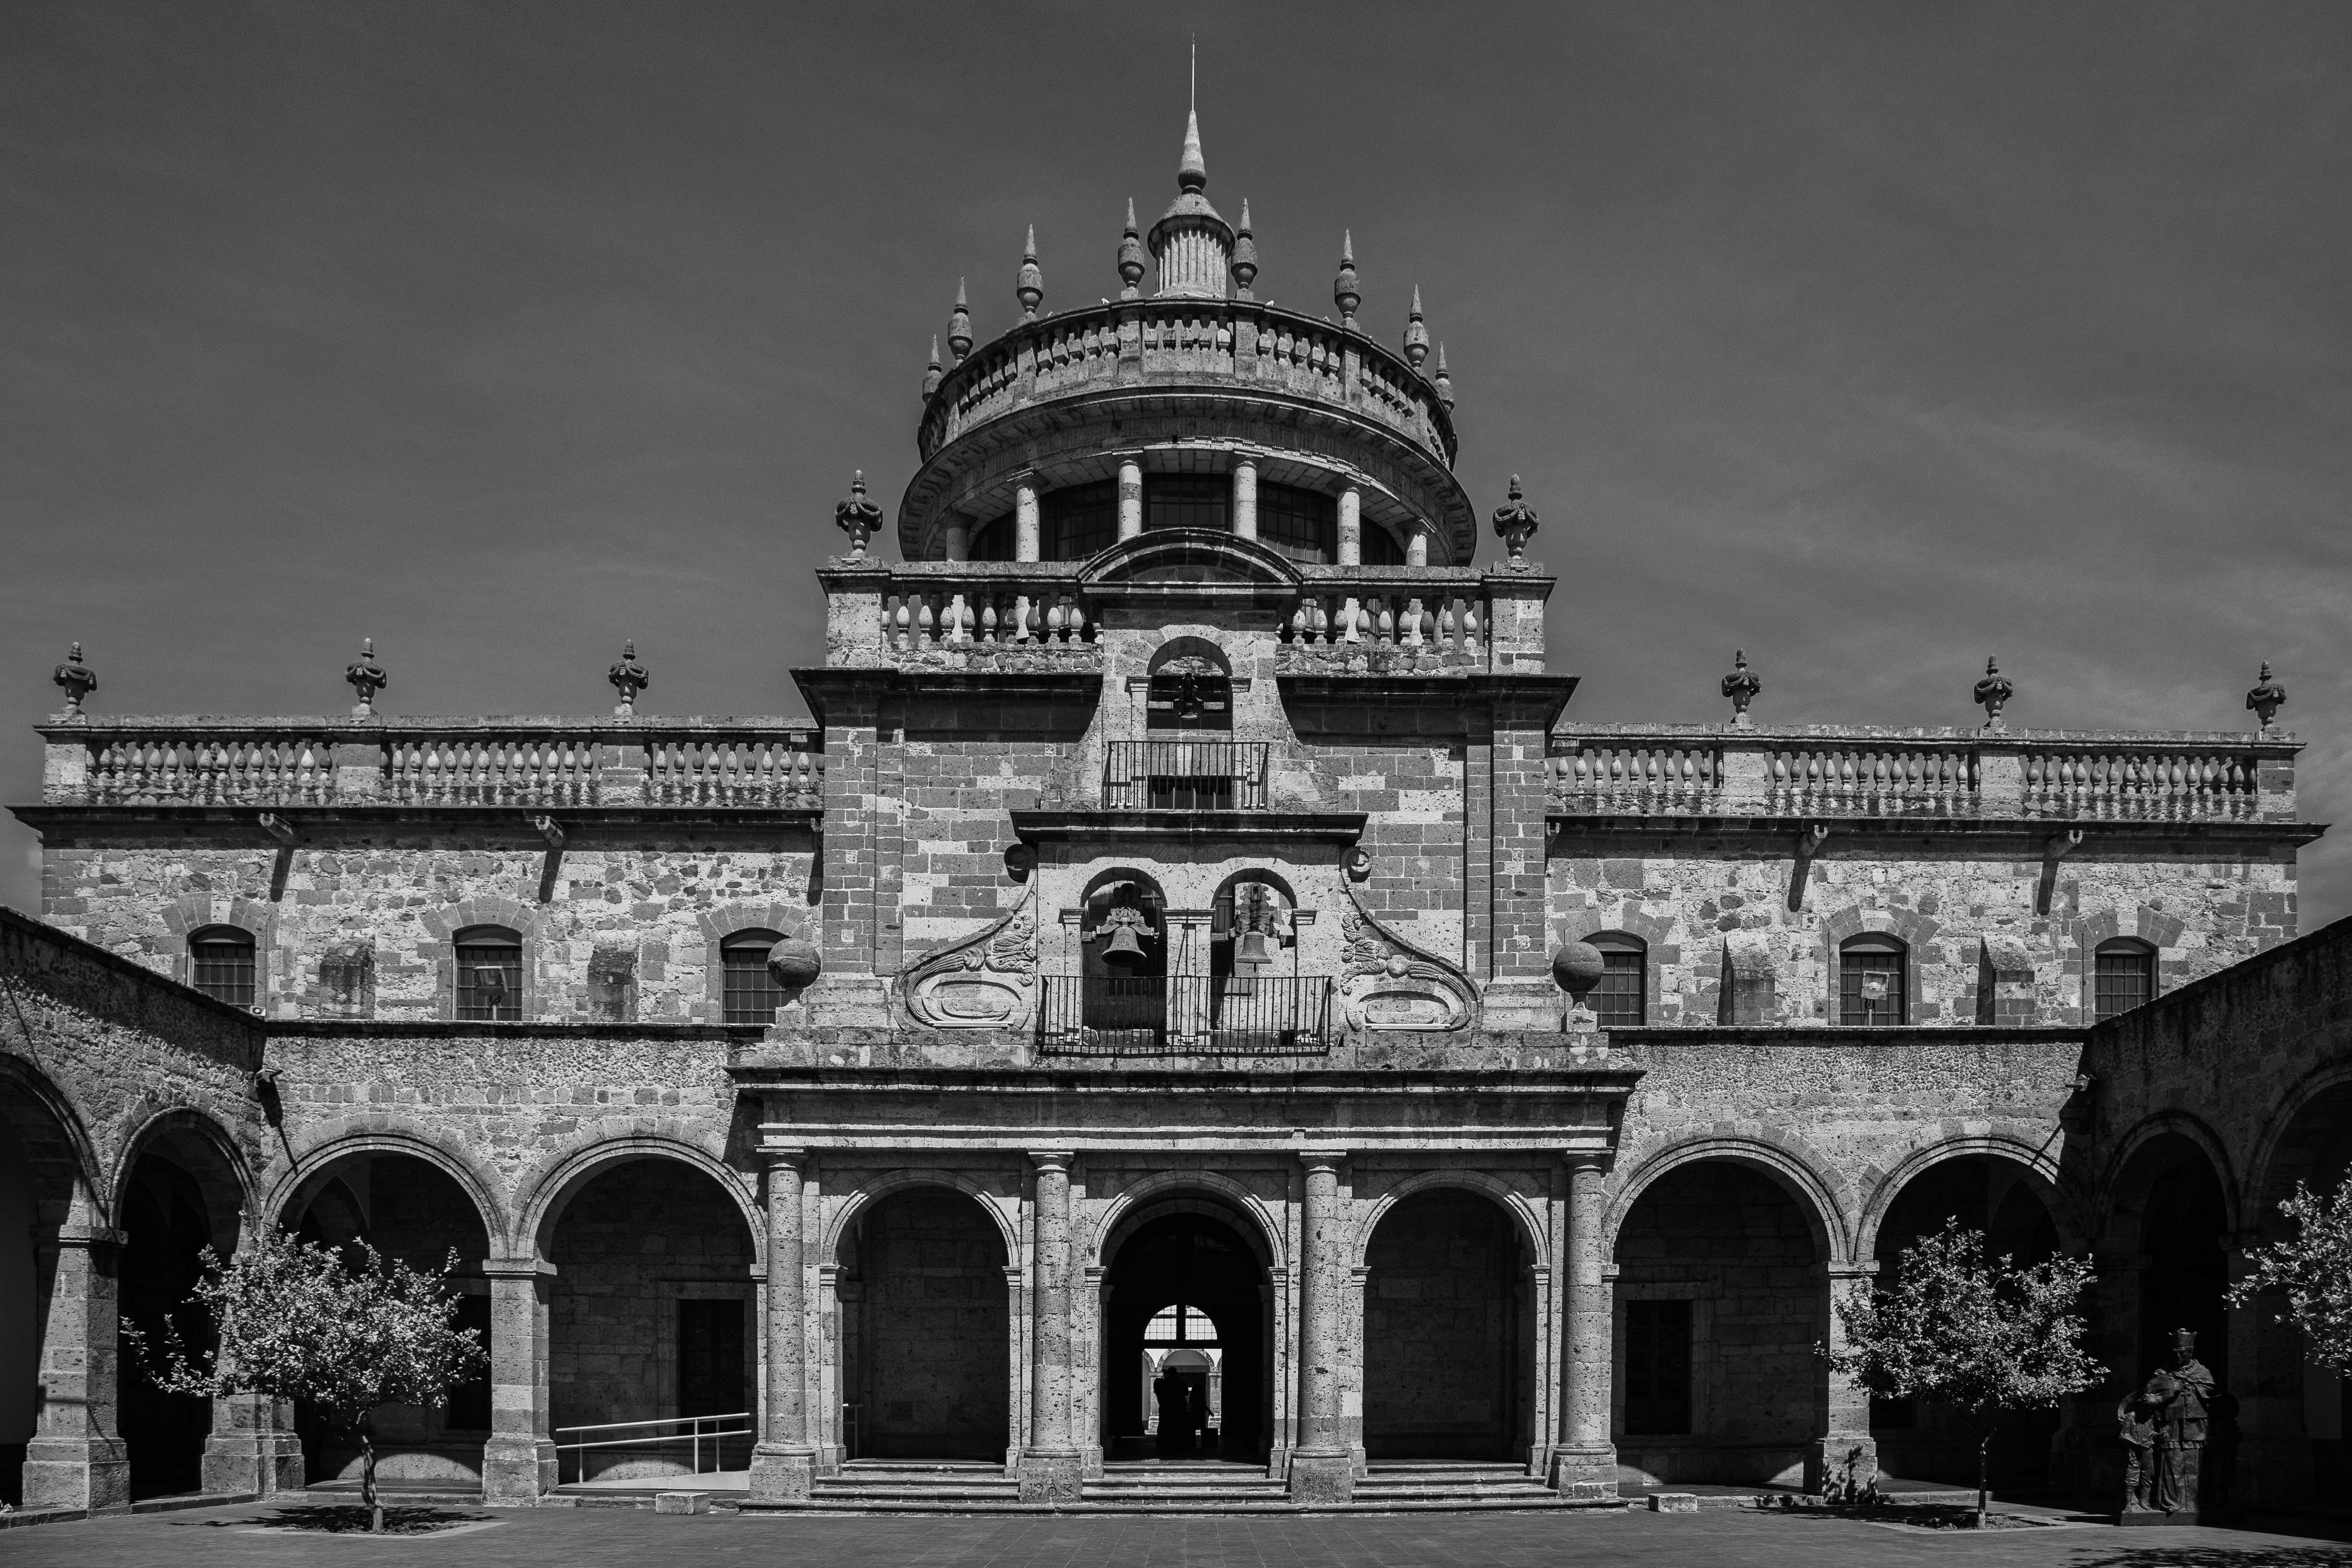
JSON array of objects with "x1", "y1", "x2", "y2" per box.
[{"x1": 1148, "y1": 111, "x2": 1233, "y2": 299}]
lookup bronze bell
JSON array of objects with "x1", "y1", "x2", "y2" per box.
[
  {"x1": 1101, "y1": 923, "x2": 1148, "y2": 964},
  {"x1": 1235, "y1": 928, "x2": 1275, "y2": 968}
]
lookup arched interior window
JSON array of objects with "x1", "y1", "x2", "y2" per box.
[
  {"x1": 1049, "y1": 480, "x2": 1119, "y2": 560},
  {"x1": 1839, "y1": 934, "x2": 1906, "y2": 1025},
  {"x1": 453, "y1": 925, "x2": 523, "y2": 1022},
  {"x1": 1259, "y1": 483, "x2": 1335, "y2": 563},
  {"x1": 1360, "y1": 522, "x2": 1407, "y2": 565},
  {"x1": 189, "y1": 926, "x2": 256, "y2": 1009},
  {"x1": 722, "y1": 929, "x2": 786, "y2": 1025},
  {"x1": 966, "y1": 513, "x2": 1013, "y2": 561},
  {"x1": 1588, "y1": 933, "x2": 1646, "y2": 1027},
  {"x1": 2095, "y1": 938, "x2": 2155, "y2": 1019}
]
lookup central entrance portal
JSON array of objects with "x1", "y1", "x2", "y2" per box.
[{"x1": 1101, "y1": 1208, "x2": 1268, "y2": 1463}]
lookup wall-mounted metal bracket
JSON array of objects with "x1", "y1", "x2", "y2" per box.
[
  {"x1": 2037, "y1": 828, "x2": 2085, "y2": 916},
  {"x1": 259, "y1": 812, "x2": 299, "y2": 901},
  {"x1": 534, "y1": 815, "x2": 566, "y2": 903},
  {"x1": 1787, "y1": 823, "x2": 1832, "y2": 912}
]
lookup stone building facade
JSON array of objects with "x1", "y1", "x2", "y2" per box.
[{"x1": 2, "y1": 116, "x2": 2342, "y2": 1517}]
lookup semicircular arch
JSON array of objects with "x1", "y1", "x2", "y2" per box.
[
  {"x1": 514, "y1": 1134, "x2": 760, "y2": 1267},
  {"x1": 1092, "y1": 1170, "x2": 1285, "y2": 1273},
  {"x1": 2244, "y1": 1057, "x2": 2352, "y2": 1212},
  {"x1": 0, "y1": 1053, "x2": 106, "y2": 1227},
  {"x1": 111, "y1": 1106, "x2": 254, "y2": 1251},
  {"x1": 265, "y1": 1128, "x2": 508, "y2": 1247},
  {"x1": 1855, "y1": 1134, "x2": 2087, "y2": 1261},
  {"x1": 2098, "y1": 1111, "x2": 2242, "y2": 1239},
  {"x1": 1349, "y1": 1170, "x2": 1550, "y2": 1272},
  {"x1": 821, "y1": 1168, "x2": 1019, "y2": 1265},
  {"x1": 1606, "y1": 1136, "x2": 1854, "y2": 1265}
]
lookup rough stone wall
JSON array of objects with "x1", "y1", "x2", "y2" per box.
[
  {"x1": 1309, "y1": 741, "x2": 1465, "y2": 961},
  {"x1": 852, "y1": 1188, "x2": 1010, "y2": 1459},
  {"x1": 1613, "y1": 1161, "x2": 1821, "y2": 1485},
  {"x1": 1362, "y1": 1189, "x2": 1518, "y2": 1458},
  {"x1": 897, "y1": 723, "x2": 1060, "y2": 960},
  {"x1": 39, "y1": 839, "x2": 814, "y2": 1023},
  {"x1": 1551, "y1": 843, "x2": 2296, "y2": 1026}
]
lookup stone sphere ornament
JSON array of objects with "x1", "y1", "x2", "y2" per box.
[
  {"x1": 1003, "y1": 843, "x2": 1037, "y2": 882},
  {"x1": 1551, "y1": 940, "x2": 1606, "y2": 998},
  {"x1": 767, "y1": 937, "x2": 823, "y2": 989},
  {"x1": 1345, "y1": 847, "x2": 1373, "y2": 882}
]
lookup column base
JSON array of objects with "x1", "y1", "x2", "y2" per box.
[
  {"x1": 1547, "y1": 1445, "x2": 1619, "y2": 1497},
  {"x1": 202, "y1": 1432, "x2": 306, "y2": 1497},
  {"x1": 1286, "y1": 1448, "x2": 1356, "y2": 1505},
  {"x1": 749, "y1": 1444, "x2": 818, "y2": 1503},
  {"x1": 481, "y1": 1433, "x2": 558, "y2": 1505},
  {"x1": 23, "y1": 1436, "x2": 131, "y2": 1514},
  {"x1": 1805, "y1": 1434, "x2": 1879, "y2": 1498},
  {"x1": 1017, "y1": 1448, "x2": 1083, "y2": 1504}
]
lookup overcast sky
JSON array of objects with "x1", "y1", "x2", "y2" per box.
[{"x1": 3, "y1": 1, "x2": 2347, "y2": 925}]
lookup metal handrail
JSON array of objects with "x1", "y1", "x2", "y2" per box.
[{"x1": 553, "y1": 1410, "x2": 753, "y2": 1483}]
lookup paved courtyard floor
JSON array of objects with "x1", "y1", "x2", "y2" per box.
[{"x1": 2, "y1": 1501, "x2": 2350, "y2": 1568}]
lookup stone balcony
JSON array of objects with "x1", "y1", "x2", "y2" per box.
[{"x1": 1548, "y1": 723, "x2": 2308, "y2": 831}]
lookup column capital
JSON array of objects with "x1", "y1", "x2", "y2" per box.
[
  {"x1": 1824, "y1": 1262, "x2": 1880, "y2": 1282},
  {"x1": 1296, "y1": 1148, "x2": 1350, "y2": 1171},
  {"x1": 1027, "y1": 1150, "x2": 1077, "y2": 1172},
  {"x1": 759, "y1": 1145, "x2": 810, "y2": 1170},
  {"x1": 483, "y1": 1255, "x2": 557, "y2": 1281},
  {"x1": 1559, "y1": 1151, "x2": 1610, "y2": 1173}
]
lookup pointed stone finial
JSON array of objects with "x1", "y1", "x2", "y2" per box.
[
  {"x1": 1491, "y1": 475, "x2": 1538, "y2": 565},
  {"x1": 1016, "y1": 226, "x2": 1043, "y2": 322},
  {"x1": 1973, "y1": 657, "x2": 2015, "y2": 731},
  {"x1": 608, "y1": 640, "x2": 651, "y2": 717},
  {"x1": 921, "y1": 336, "x2": 942, "y2": 398},
  {"x1": 1117, "y1": 198, "x2": 1145, "y2": 300},
  {"x1": 947, "y1": 279, "x2": 972, "y2": 362},
  {"x1": 1178, "y1": 107, "x2": 1207, "y2": 194},
  {"x1": 1230, "y1": 198, "x2": 1257, "y2": 300},
  {"x1": 1334, "y1": 231, "x2": 1359, "y2": 328},
  {"x1": 835, "y1": 470, "x2": 884, "y2": 558},
  {"x1": 51, "y1": 642, "x2": 96, "y2": 716},
  {"x1": 2247, "y1": 660, "x2": 2287, "y2": 732},
  {"x1": 1403, "y1": 285, "x2": 1429, "y2": 370},
  {"x1": 345, "y1": 637, "x2": 389, "y2": 717},
  {"x1": 1434, "y1": 343, "x2": 1454, "y2": 409},
  {"x1": 1721, "y1": 650, "x2": 1762, "y2": 728}
]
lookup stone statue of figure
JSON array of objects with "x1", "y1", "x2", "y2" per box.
[
  {"x1": 2117, "y1": 1373, "x2": 2168, "y2": 1515},
  {"x1": 2159, "y1": 1328, "x2": 2217, "y2": 1515}
]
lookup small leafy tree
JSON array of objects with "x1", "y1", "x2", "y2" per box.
[
  {"x1": 130, "y1": 1228, "x2": 485, "y2": 1533},
  {"x1": 1823, "y1": 1220, "x2": 2104, "y2": 1524},
  {"x1": 2227, "y1": 1177, "x2": 2352, "y2": 1378}
]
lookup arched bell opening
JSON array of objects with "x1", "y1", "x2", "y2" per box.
[
  {"x1": 1100, "y1": 1206, "x2": 1269, "y2": 1466},
  {"x1": 1075, "y1": 871, "x2": 1169, "y2": 1049}
]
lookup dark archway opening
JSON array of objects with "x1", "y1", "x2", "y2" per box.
[
  {"x1": 2253, "y1": 1084, "x2": 2352, "y2": 1499},
  {"x1": 1364, "y1": 1189, "x2": 1530, "y2": 1462},
  {"x1": 1613, "y1": 1161, "x2": 1823, "y2": 1485},
  {"x1": 1869, "y1": 1156, "x2": 2062, "y2": 1486},
  {"x1": 119, "y1": 1153, "x2": 219, "y2": 1499},
  {"x1": 1102, "y1": 1210, "x2": 1267, "y2": 1464},
  {"x1": 2139, "y1": 1156, "x2": 2230, "y2": 1395},
  {"x1": 842, "y1": 1187, "x2": 1009, "y2": 1461},
  {"x1": 289, "y1": 1153, "x2": 491, "y2": 1487}
]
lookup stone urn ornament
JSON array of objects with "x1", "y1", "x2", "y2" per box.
[
  {"x1": 51, "y1": 642, "x2": 96, "y2": 716},
  {"x1": 835, "y1": 470, "x2": 885, "y2": 559},
  {"x1": 1973, "y1": 657, "x2": 2013, "y2": 731},
  {"x1": 608, "y1": 640, "x2": 651, "y2": 717},
  {"x1": 1492, "y1": 475, "x2": 1539, "y2": 568},
  {"x1": 1552, "y1": 939, "x2": 1606, "y2": 1032},
  {"x1": 2246, "y1": 661, "x2": 2286, "y2": 733},
  {"x1": 346, "y1": 638, "x2": 389, "y2": 717},
  {"x1": 1721, "y1": 649, "x2": 1762, "y2": 728}
]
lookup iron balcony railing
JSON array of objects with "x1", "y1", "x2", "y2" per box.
[
  {"x1": 1037, "y1": 973, "x2": 1331, "y2": 1057},
  {"x1": 1102, "y1": 740, "x2": 1269, "y2": 811}
]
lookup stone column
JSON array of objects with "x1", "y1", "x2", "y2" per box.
[
  {"x1": 1288, "y1": 1150, "x2": 1354, "y2": 1503},
  {"x1": 1405, "y1": 519, "x2": 1429, "y2": 566},
  {"x1": 749, "y1": 1150, "x2": 816, "y2": 1502},
  {"x1": 481, "y1": 1255, "x2": 557, "y2": 1504},
  {"x1": 1019, "y1": 1152, "x2": 1082, "y2": 1502},
  {"x1": 942, "y1": 516, "x2": 970, "y2": 562},
  {"x1": 1232, "y1": 460, "x2": 1259, "y2": 541},
  {"x1": 815, "y1": 1263, "x2": 843, "y2": 1472},
  {"x1": 1014, "y1": 475, "x2": 1042, "y2": 562},
  {"x1": 24, "y1": 1223, "x2": 129, "y2": 1513},
  {"x1": 1336, "y1": 488, "x2": 1362, "y2": 566},
  {"x1": 202, "y1": 1391, "x2": 303, "y2": 1497},
  {"x1": 1117, "y1": 457, "x2": 1144, "y2": 540},
  {"x1": 1550, "y1": 1156, "x2": 1617, "y2": 1494},
  {"x1": 1807, "y1": 1263, "x2": 1880, "y2": 1496},
  {"x1": 1079, "y1": 1264, "x2": 1106, "y2": 1479}
]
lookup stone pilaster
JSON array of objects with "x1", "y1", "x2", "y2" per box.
[
  {"x1": 480, "y1": 1255, "x2": 557, "y2": 1505},
  {"x1": 1550, "y1": 1156, "x2": 1617, "y2": 1494},
  {"x1": 201, "y1": 1392, "x2": 303, "y2": 1498},
  {"x1": 24, "y1": 1224, "x2": 129, "y2": 1514},
  {"x1": 1018, "y1": 1151, "x2": 1082, "y2": 1503},
  {"x1": 1288, "y1": 1150, "x2": 1355, "y2": 1504},
  {"x1": 1806, "y1": 1263, "x2": 1880, "y2": 1496},
  {"x1": 749, "y1": 1150, "x2": 816, "y2": 1503}
]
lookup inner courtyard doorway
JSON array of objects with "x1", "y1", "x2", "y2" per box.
[{"x1": 1101, "y1": 1209, "x2": 1267, "y2": 1462}]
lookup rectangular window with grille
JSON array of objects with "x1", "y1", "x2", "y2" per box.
[
  {"x1": 2095, "y1": 949, "x2": 2154, "y2": 1018},
  {"x1": 191, "y1": 937, "x2": 256, "y2": 1009},
  {"x1": 1624, "y1": 1299, "x2": 1693, "y2": 1434},
  {"x1": 455, "y1": 942, "x2": 523, "y2": 1021},
  {"x1": 1592, "y1": 948, "x2": 1645, "y2": 1027},
  {"x1": 1840, "y1": 948, "x2": 1905, "y2": 1025},
  {"x1": 723, "y1": 943, "x2": 785, "y2": 1025},
  {"x1": 1145, "y1": 474, "x2": 1229, "y2": 534}
]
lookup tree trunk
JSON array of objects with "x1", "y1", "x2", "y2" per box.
[
  {"x1": 361, "y1": 1421, "x2": 382, "y2": 1534},
  {"x1": 1976, "y1": 1430, "x2": 1992, "y2": 1527}
]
